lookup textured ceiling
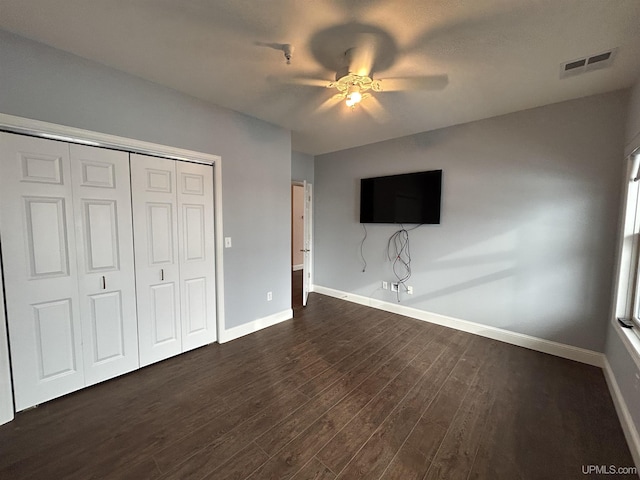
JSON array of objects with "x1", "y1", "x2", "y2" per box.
[{"x1": 1, "y1": 0, "x2": 639, "y2": 154}]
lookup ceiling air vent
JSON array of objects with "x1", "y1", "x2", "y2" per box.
[{"x1": 560, "y1": 48, "x2": 617, "y2": 79}]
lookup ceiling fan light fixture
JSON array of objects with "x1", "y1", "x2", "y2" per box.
[
  {"x1": 345, "y1": 84, "x2": 363, "y2": 107},
  {"x1": 326, "y1": 72, "x2": 384, "y2": 109}
]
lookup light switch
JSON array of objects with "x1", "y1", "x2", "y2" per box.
[{"x1": 224, "y1": 237, "x2": 232, "y2": 248}]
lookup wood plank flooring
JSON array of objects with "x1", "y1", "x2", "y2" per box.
[
  {"x1": 292, "y1": 269, "x2": 303, "y2": 309},
  {"x1": 0, "y1": 293, "x2": 635, "y2": 479}
]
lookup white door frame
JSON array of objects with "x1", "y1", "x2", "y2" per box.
[
  {"x1": 0, "y1": 113, "x2": 226, "y2": 352},
  {"x1": 303, "y1": 182, "x2": 313, "y2": 306},
  {"x1": 291, "y1": 182, "x2": 305, "y2": 271},
  {"x1": 0, "y1": 263, "x2": 13, "y2": 425}
]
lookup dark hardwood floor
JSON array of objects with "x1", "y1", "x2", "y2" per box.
[
  {"x1": 0, "y1": 293, "x2": 635, "y2": 479},
  {"x1": 292, "y1": 268, "x2": 303, "y2": 309}
]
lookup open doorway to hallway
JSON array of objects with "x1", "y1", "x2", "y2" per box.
[{"x1": 291, "y1": 181, "x2": 312, "y2": 311}]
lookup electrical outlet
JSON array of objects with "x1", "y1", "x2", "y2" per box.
[
  {"x1": 407, "y1": 286, "x2": 413, "y2": 295},
  {"x1": 267, "y1": 291, "x2": 272, "y2": 301},
  {"x1": 391, "y1": 283, "x2": 399, "y2": 292},
  {"x1": 382, "y1": 281, "x2": 388, "y2": 290}
]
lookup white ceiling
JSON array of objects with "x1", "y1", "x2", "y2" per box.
[{"x1": 1, "y1": 0, "x2": 639, "y2": 155}]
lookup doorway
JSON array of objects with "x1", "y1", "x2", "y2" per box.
[{"x1": 291, "y1": 181, "x2": 312, "y2": 310}]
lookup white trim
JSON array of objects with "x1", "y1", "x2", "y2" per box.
[
  {"x1": 626, "y1": 132, "x2": 640, "y2": 158},
  {"x1": 0, "y1": 259, "x2": 14, "y2": 425},
  {"x1": 312, "y1": 285, "x2": 604, "y2": 367},
  {"x1": 603, "y1": 357, "x2": 640, "y2": 469},
  {"x1": 0, "y1": 113, "x2": 226, "y2": 347},
  {"x1": 213, "y1": 155, "x2": 226, "y2": 343},
  {"x1": 218, "y1": 309, "x2": 293, "y2": 343},
  {"x1": 292, "y1": 264, "x2": 304, "y2": 271},
  {"x1": 0, "y1": 113, "x2": 218, "y2": 164},
  {"x1": 302, "y1": 182, "x2": 313, "y2": 307}
]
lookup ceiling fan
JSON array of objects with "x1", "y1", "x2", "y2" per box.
[
  {"x1": 275, "y1": 28, "x2": 449, "y2": 119},
  {"x1": 328, "y1": 46, "x2": 383, "y2": 108}
]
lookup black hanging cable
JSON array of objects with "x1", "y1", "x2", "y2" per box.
[
  {"x1": 387, "y1": 223, "x2": 419, "y2": 302},
  {"x1": 359, "y1": 223, "x2": 368, "y2": 272}
]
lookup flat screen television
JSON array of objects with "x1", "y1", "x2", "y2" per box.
[{"x1": 360, "y1": 169, "x2": 442, "y2": 224}]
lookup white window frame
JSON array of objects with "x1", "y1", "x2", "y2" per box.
[{"x1": 621, "y1": 150, "x2": 640, "y2": 339}]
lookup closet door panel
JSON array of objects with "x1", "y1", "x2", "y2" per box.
[
  {"x1": 148, "y1": 203, "x2": 174, "y2": 263},
  {"x1": 89, "y1": 291, "x2": 125, "y2": 361},
  {"x1": 25, "y1": 197, "x2": 69, "y2": 276},
  {"x1": 150, "y1": 283, "x2": 178, "y2": 342},
  {"x1": 70, "y1": 145, "x2": 139, "y2": 385},
  {"x1": 177, "y1": 162, "x2": 217, "y2": 350},
  {"x1": 0, "y1": 133, "x2": 84, "y2": 410},
  {"x1": 131, "y1": 154, "x2": 182, "y2": 367}
]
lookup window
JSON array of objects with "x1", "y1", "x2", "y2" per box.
[{"x1": 618, "y1": 149, "x2": 640, "y2": 339}]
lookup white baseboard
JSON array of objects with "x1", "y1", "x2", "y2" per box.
[
  {"x1": 292, "y1": 264, "x2": 303, "y2": 272},
  {"x1": 603, "y1": 357, "x2": 640, "y2": 469},
  {"x1": 218, "y1": 309, "x2": 293, "y2": 343},
  {"x1": 311, "y1": 285, "x2": 604, "y2": 367}
]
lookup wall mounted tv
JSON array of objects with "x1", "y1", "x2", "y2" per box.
[{"x1": 360, "y1": 169, "x2": 442, "y2": 224}]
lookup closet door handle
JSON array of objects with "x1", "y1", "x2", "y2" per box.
[
  {"x1": 161, "y1": 269, "x2": 164, "y2": 281},
  {"x1": 102, "y1": 276, "x2": 106, "y2": 290}
]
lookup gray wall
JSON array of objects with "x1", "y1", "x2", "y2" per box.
[
  {"x1": 315, "y1": 91, "x2": 627, "y2": 352},
  {"x1": 605, "y1": 75, "x2": 640, "y2": 446},
  {"x1": 0, "y1": 30, "x2": 292, "y2": 330},
  {"x1": 626, "y1": 76, "x2": 640, "y2": 151},
  {"x1": 292, "y1": 150, "x2": 314, "y2": 183}
]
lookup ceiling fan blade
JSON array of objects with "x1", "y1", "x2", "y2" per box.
[
  {"x1": 349, "y1": 34, "x2": 378, "y2": 77},
  {"x1": 360, "y1": 96, "x2": 390, "y2": 124},
  {"x1": 315, "y1": 94, "x2": 344, "y2": 114},
  {"x1": 273, "y1": 76, "x2": 331, "y2": 88},
  {"x1": 377, "y1": 75, "x2": 449, "y2": 92}
]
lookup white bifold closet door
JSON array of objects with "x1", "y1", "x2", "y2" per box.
[
  {"x1": 177, "y1": 161, "x2": 217, "y2": 352},
  {"x1": 0, "y1": 134, "x2": 83, "y2": 410},
  {"x1": 0, "y1": 133, "x2": 138, "y2": 410},
  {"x1": 69, "y1": 144, "x2": 139, "y2": 386},
  {"x1": 130, "y1": 155, "x2": 182, "y2": 365},
  {"x1": 130, "y1": 153, "x2": 216, "y2": 367}
]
